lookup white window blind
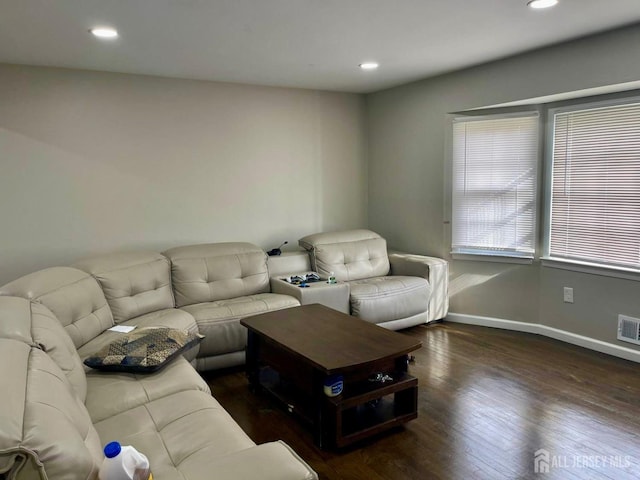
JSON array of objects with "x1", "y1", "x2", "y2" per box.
[
  {"x1": 548, "y1": 101, "x2": 640, "y2": 270},
  {"x1": 452, "y1": 113, "x2": 539, "y2": 258}
]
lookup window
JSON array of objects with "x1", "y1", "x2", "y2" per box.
[
  {"x1": 451, "y1": 113, "x2": 539, "y2": 259},
  {"x1": 546, "y1": 99, "x2": 640, "y2": 271}
]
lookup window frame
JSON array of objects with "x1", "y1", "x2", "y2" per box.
[
  {"x1": 449, "y1": 110, "x2": 541, "y2": 264},
  {"x1": 541, "y1": 94, "x2": 640, "y2": 279}
]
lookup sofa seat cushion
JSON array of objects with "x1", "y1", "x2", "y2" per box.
[
  {"x1": 349, "y1": 276, "x2": 431, "y2": 324},
  {"x1": 77, "y1": 308, "x2": 199, "y2": 364},
  {"x1": 93, "y1": 390, "x2": 255, "y2": 479},
  {"x1": 184, "y1": 441, "x2": 317, "y2": 480},
  {"x1": 85, "y1": 356, "x2": 211, "y2": 423},
  {"x1": 181, "y1": 293, "x2": 300, "y2": 357}
]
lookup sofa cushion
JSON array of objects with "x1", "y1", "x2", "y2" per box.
[
  {"x1": 299, "y1": 229, "x2": 390, "y2": 281},
  {"x1": 85, "y1": 355, "x2": 211, "y2": 423},
  {"x1": 84, "y1": 327, "x2": 203, "y2": 373},
  {"x1": 349, "y1": 276, "x2": 431, "y2": 324},
  {"x1": 77, "y1": 308, "x2": 200, "y2": 364},
  {"x1": 163, "y1": 242, "x2": 270, "y2": 308},
  {"x1": 0, "y1": 339, "x2": 102, "y2": 480},
  {"x1": 0, "y1": 266, "x2": 114, "y2": 349},
  {"x1": 74, "y1": 250, "x2": 175, "y2": 324},
  {"x1": 184, "y1": 441, "x2": 317, "y2": 480},
  {"x1": 93, "y1": 390, "x2": 255, "y2": 478},
  {"x1": 0, "y1": 296, "x2": 88, "y2": 402},
  {"x1": 181, "y1": 293, "x2": 299, "y2": 357}
]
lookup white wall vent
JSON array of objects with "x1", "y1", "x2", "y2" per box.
[{"x1": 617, "y1": 315, "x2": 640, "y2": 345}]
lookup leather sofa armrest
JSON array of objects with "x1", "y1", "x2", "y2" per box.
[
  {"x1": 388, "y1": 252, "x2": 449, "y2": 322},
  {"x1": 199, "y1": 441, "x2": 318, "y2": 480},
  {"x1": 271, "y1": 276, "x2": 306, "y2": 301}
]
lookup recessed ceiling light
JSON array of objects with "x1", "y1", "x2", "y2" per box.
[
  {"x1": 359, "y1": 62, "x2": 379, "y2": 70},
  {"x1": 90, "y1": 27, "x2": 119, "y2": 39},
  {"x1": 527, "y1": 0, "x2": 558, "y2": 9}
]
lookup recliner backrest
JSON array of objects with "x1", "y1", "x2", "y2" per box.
[
  {"x1": 164, "y1": 242, "x2": 270, "y2": 308},
  {"x1": 0, "y1": 266, "x2": 114, "y2": 348},
  {"x1": 74, "y1": 250, "x2": 175, "y2": 324},
  {"x1": 299, "y1": 229, "x2": 390, "y2": 282},
  {"x1": 0, "y1": 296, "x2": 88, "y2": 402},
  {"x1": 0, "y1": 339, "x2": 102, "y2": 480}
]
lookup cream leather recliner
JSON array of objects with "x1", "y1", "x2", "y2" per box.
[
  {"x1": 162, "y1": 242, "x2": 300, "y2": 371},
  {"x1": 299, "y1": 229, "x2": 448, "y2": 330}
]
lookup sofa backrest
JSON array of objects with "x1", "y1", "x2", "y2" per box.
[
  {"x1": 0, "y1": 266, "x2": 114, "y2": 349},
  {"x1": 163, "y1": 242, "x2": 270, "y2": 307},
  {"x1": 0, "y1": 339, "x2": 102, "y2": 480},
  {"x1": 0, "y1": 296, "x2": 88, "y2": 402},
  {"x1": 298, "y1": 229, "x2": 390, "y2": 282},
  {"x1": 74, "y1": 250, "x2": 175, "y2": 324}
]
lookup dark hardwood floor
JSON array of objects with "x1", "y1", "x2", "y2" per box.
[{"x1": 202, "y1": 322, "x2": 640, "y2": 480}]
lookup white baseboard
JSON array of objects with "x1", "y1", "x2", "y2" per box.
[{"x1": 446, "y1": 312, "x2": 640, "y2": 364}]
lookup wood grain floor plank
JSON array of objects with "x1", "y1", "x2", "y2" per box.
[{"x1": 202, "y1": 322, "x2": 640, "y2": 479}]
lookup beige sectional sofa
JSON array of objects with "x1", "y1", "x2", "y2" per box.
[
  {"x1": 0, "y1": 242, "x2": 315, "y2": 480},
  {"x1": 0, "y1": 235, "x2": 447, "y2": 479},
  {"x1": 67, "y1": 243, "x2": 299, "y2": 371},
  {"x1": 0, "y1": 295, "x2": 316, "y2": 480}
]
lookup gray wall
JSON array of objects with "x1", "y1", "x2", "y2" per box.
[
  {"x1": 367, "y1": 25, "x2": 640, "y2": 347},
  {"x1": 0, "y1": 64, "x2": 367, "y2": 285},
  {"x1": 3, "y1": 26, "x2": 640, "y2": 350}
]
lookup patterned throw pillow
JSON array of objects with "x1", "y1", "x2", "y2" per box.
[{"x1": 84, "y1": 327, "x2": 203, "y2": 373}]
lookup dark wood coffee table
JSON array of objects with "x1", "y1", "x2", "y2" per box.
[{"x1": 241, "y1": 304, "x2": 421, "y2": 448}]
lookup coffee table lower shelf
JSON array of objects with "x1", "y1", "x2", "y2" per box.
[
  {"x1": 328, "y1": 373, "x2": 418, "y2": 448},
  {"x1": 258, "y1": 367, "x2": 418, "y2": 448}
]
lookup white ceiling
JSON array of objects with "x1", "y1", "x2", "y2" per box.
[{"x1": 1, "y1": 0, "x2": 640, "y2": 94}]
